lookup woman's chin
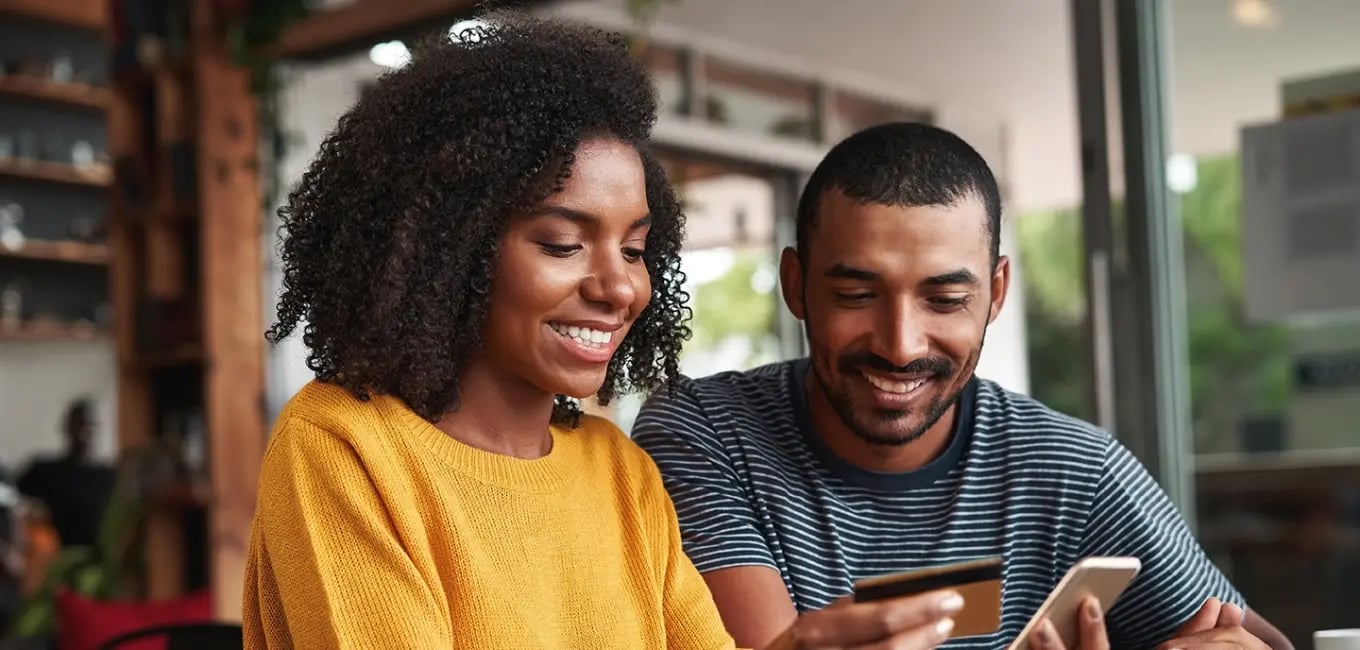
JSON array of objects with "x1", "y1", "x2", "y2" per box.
[{"x1": 548, "y1": 377, "x2": 609, "y2": 402}]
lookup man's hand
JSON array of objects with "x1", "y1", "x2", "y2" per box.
[
  {"x1": 1176, "y1": 598, "x2": 1245, "y2": 636},
  {"x1": 1155, "y1": 626, "x2": 1270, "y2": 650},
  {"x1": 1027, "y1": 597, "x2": 1109, "y2": 650},
  {"x1": 761, "y1": 589, "x2": 963, "y2": 650}
]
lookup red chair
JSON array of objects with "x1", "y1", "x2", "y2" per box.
[{"x1": 95, "y1": 623, "x2": 242, "y2": 650}]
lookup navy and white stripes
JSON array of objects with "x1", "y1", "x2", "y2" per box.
[{"x1": 633, "y1": 359, "x2": 1243, "y2": 649}]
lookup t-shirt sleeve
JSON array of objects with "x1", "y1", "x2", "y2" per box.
[
  {"x1": 632, "y1": 382, "x2": 778, "y2": 574},
  {"x1": 1079, "y1": 438, "x2": 1245, "y2": 648}
]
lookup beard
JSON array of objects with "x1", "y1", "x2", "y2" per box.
[{"x1": 807, "y1": 320, "x2": 988, "y2": 448}]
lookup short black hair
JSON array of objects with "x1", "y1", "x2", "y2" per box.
[
  {"x1": 266, "y1": 12, "x2": 690, "y2": 426},
  {"x1": 795, "y1": 122, "x2": 1002, "y2": 267}
]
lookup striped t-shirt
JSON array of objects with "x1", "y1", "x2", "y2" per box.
[{"x1": 633, "y1": 359, "x2": 1245, "y2": 649}]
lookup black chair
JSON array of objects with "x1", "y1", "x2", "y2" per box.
[{"x1": 96, "y1": 623, "x2": 242, "y2": 650}]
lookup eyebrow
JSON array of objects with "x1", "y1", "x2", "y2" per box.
[
  {"x1": 530, "y1": 205, "x2": 652, "y2": 228},
  {"x1": 922, "y1": 269, "x2": 981, "y2": 286},
  {"x1": 824, "y1": 264, "x2": 981, "y2": 287},
  {"x1": 825, "y1": 263, "x2": 878, "y2": 281}
]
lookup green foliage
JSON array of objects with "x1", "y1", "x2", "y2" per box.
[
  {"x1": 6, "y1": 471, "x2": 145, "y2": 639},
  {"x1": 1016, "y1": 154, "x2": 1291, "y2": 449},
  {"x1": 224, "y1": 1, "x2": 313, "y2": 211},
  {"x1": 687, "y1": 250, "x2": 779, "y2": 368}
]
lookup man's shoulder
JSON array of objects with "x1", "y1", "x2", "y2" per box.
[
  {"x1": 647, "y1": 360, "x2": 796, "y2": 415},
  {"x1": 971, "y1": 378, "x2": 1113, "y2": 457},
  {"x1": 634, "y1": 359, "x2": 800, "y2": 446},
  {"x1": 681, "y1": 359, "x2": 797, "y2": 395}
]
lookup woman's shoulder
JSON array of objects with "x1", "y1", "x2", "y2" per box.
[
  {"x1": 269, "y1": 380, "x2": 399, "y2": 455},
  {"x1": 282, "y1": 378, "x2": 407, "y2": 425},
  {"x1": 561, "y1": 413, "x2": 658, "y2": 475}
]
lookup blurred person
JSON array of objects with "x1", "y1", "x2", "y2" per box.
[
  {"x1": 634, "y1": 123, "x2": 1292, "y2": 650},
  {"x1": 245, "y1": 14, "x2": 962, "y2": 649},
  {"x1": 15, "y1": 398, "x2": 114, "y2": 549}
]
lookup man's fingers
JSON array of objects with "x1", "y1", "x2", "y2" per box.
[
  {"x1": 1029, "y1": 619, "x2": 1066, "y2": 650},
  {"x1": 850, "y1": 617, "x2": 955, "y2": 650},
  {"x1": 1177, "y1": 598, "x2": 1222, "y2": 635},
  {"x1": 1215, "y1": 602, "x2": 1244, "y2": 628},
  {"x1": 1079, "y1": 597, "x2": 1110, "y2": 650},
  {"x1": 791, "y1": 590, "x2": 963, "y2": 648}
]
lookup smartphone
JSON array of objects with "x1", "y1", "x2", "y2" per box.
[
  {"x1": 853, "y1": 556, "x2": 1003, "y2": 639},
  {"x1": 1006, "y1": 556, "x2": 1142, "y2": 650}
]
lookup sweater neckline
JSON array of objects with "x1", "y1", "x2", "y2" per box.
[{"x1": 382, "y1": 396, "x2": 577, "y2": 493}]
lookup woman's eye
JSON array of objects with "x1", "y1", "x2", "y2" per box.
[
  {"x1": 538, "y1": 243, "x2": 582, "y2": 258},
  {"x1": 623, "y1": 247, "x2": 645, "y2": 262}
]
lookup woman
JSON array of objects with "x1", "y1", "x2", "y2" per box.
[{"x1": 244, "y1": 12, "x2": 962, "y2": 649}]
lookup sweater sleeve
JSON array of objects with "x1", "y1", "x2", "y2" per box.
[
  {"x1": 242, "y1": 415, "x2": 451, "y2": 649},
  {"x1": 638, "y1": 453, "x2": 738, "y2": 650}
]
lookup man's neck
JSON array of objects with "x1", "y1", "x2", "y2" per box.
[{"x1": 803, "y1": 369, "x2": 959, "y2": 474}]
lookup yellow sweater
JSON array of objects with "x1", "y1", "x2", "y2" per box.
[{"x1": 242, "y1": 380, "x2": 736, "y2": 649}]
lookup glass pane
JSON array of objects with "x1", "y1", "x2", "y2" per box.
[
  {"x1": 702, "y1": 57, "x2": 817, "y2": 141},
  {"x1": 638, "y1": 43, "x2": 686, "y2": 118},
  {"x1": 828, "y1": 89, "x2": 932, "y2": 142},
  {"x1": 1163, "y1": 0, "x2": 1360, "y2": 638}
]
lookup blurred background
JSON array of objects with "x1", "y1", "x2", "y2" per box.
[{"x1": 0, "y1": 0, "x2": 1356, "y2": 647}]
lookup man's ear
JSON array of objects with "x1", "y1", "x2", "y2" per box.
[
  {"x1": 987, "y1": 255, "x2": 1011, "y2": 325},
  {"x1": 779, "y1": 247, "x2": 806, "y2": 321}
]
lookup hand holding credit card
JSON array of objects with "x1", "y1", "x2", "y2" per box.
[{"x1": 853, "y1": 557, "x2": 1004, "y2": 639}]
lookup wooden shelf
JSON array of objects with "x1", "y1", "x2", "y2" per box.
[
  {"x1": 0, "y1": 0, "x2": 106, "y2": 31},
  {"x1": 0, "y1": 75, "x2": 112, "y2": 110},
  {"x1": 1195, "y1": 447, "x2": 1360, "y2": 474},
  {"x1": 275, "y1": 0, "x2": 482, "y2": 59},
  {"x1": 0, "y1": 239, "x2": 109, "y2": 265},
  {"x1": 0, "y1": 320, "x2": 108, "y2": 342},
  {"x1": 0, "y1": 159, "x2": 111, "y2": 188}
]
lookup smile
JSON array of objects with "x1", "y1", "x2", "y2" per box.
[
  {"x1": 862, "y1": 371, "x2": 930, "y2": 396},
  {"x1": 549, "y1": 322, "x2": 614, "y2": 348}
]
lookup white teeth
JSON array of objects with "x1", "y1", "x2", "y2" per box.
[
  {"x1": 550, "y1": 323, "x2": 612, "y2": 347},
  {"x1": 863, "y1": 372, "x2": 928, "y2": 395}
]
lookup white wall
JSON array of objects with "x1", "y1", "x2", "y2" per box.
[
  {"x1": 264, "y1": 53, "x2": 387, "y2": 418},
  {"x1": 0, "y1": 340, "x2": 116, "y2": 472}
]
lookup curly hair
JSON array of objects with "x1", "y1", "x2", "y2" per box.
[{"x1": 267, "y1": 12, "x2": 690, "y2": 426}]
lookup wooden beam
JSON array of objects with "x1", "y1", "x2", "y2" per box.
[
  {"x1": 0, "y1": 0, "x2": 105, "y2": 31},
  {"x1": 193, "y1": 3, "x2": 267, "y2": 622},
  {"x1": 274, "y1": 0, "x2": 490, "y2": 60}
]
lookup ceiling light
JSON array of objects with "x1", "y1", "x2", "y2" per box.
[
  {"x1": 1232, "y1": 0, "x2": 1277, "y2": 29},
  {"x1": 369, "y1": 40, "x2": 410, "y2": 69}
]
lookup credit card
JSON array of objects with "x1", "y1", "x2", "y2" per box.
[{"x1": 853, "y1": 556, "x2": 1004, "y2": 639}]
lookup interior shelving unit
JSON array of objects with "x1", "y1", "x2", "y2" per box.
[{"x1": 1, "y1": 0, "x2": 266, "y2": 620}]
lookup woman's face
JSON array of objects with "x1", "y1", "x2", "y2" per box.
[{"x1": 479, "y1": 138, "x2": 654, "y2": 400}]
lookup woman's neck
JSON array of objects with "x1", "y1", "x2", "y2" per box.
[{"x1": 432, "y1": 364, "x2": 557, "y2": 460}]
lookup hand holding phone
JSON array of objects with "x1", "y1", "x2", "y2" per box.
[{"x1": 1007, "y1": 557, "x2": 1141, "y2": 650}]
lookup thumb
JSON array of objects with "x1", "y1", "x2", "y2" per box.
[
  {"x1": 1177, "y1": 598, "x2": 1222, "y2": 636},
  {"x1": 1215, "y1": 602, "x2": 1245, "y2": 628}
]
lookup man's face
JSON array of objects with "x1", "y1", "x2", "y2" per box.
[{"x1": 780, "y1": 189, "x2": 1009, "y2": 446}]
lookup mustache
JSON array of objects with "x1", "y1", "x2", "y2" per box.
[{"x1": 838, "y1": 352, "x2": 954, "y2": 376}]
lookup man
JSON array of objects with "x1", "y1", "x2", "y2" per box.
[
  {"x1": 633, "y1": 123, "x2": 1290, "y2": 649},
  {"x1": 17, "y1": 398, "x2": 115, "y2": 548}
]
